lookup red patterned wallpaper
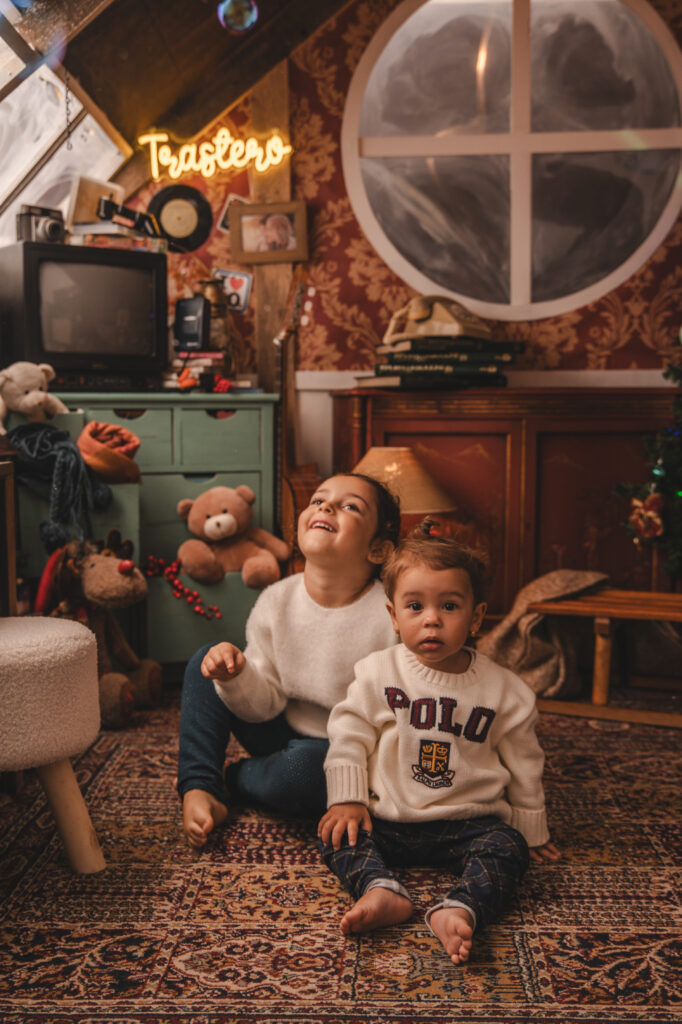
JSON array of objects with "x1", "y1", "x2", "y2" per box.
[{"x1": 132, "y1": 0, "x2": 682, "y2": 373}]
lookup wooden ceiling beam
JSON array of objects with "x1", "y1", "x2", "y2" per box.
[
  {"x1": 10, "y1": 0, "x2": 117, "y2": 52},
  {"x1": 163, "y1": 0, "x2": 348, "y2": 140}
]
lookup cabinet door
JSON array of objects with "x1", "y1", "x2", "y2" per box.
[
  {"x1": 82, "y1": 406, "x2": 173, "y2": 469},
  {"x1": 179, "y1": 407, "x2": 264, "y2": 469},
  {"x1": 369, "y1": 416, "x2": 523, "y2": 615},
  {"x1": 526, "y1": 418, "x2": 660, "y2": 589}
]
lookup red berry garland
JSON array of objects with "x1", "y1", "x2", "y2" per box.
[{"x1": 141, "y1": 555, "x2": 223, "y2": 621}]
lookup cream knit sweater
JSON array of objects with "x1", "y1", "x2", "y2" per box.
[
  {"x1": 324, "y1": 644, "x2": 550, "y2": 848},
  {"x1": 213, "y1": 575, "x2": 397, "y2": 737}
]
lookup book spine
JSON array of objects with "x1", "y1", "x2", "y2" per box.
[
  {"x1": 175, "y1": 350, "x2": 226, "y2": 360},
  {"x1": 384, "y1": 351, "x2": 514, "y2": 366},
  {"x1": 374, "y1": 362, "x2": 503, "y2": 376},
  {"x1": 378, "y1": 337, "x2": 525, "y2": 355}
]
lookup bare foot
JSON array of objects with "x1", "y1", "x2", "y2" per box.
[
  {"x1": 182, "y1": 788, "x2": 228, "y2": 849},
  {"x1": 428, "y1": 906, "x2": 474, "y2": 964},
  {"x1": 340, "y1": 887, "x2": 413, "y2": 936}
]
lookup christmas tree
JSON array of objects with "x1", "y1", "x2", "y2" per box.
[{"x1": 617, "y1": 334, "x2": 682, "y2": 586}]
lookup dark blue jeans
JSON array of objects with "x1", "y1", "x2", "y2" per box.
[
  {"x1": 319, "y1": 815, "x2": 529, "y2": 931},
  {"x1": 177, "y1": 644, "x2": 329, "y2": 817}
]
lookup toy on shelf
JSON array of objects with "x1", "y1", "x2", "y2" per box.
[
  {"x1": 177, "y1": 484, "x2": 291, "y2": 588},
  {"x1": 0, "y1": 361, "x2": 69, "y2": 435},
  {"x1": 35, "y1": 531, "x2": 162, "y2": 729}
]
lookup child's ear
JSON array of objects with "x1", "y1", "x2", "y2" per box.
[
  {"x1": 369, "y1": 538, "x2": 394, "y2": 566},
  {"x1": 386, "y1": 601, "x2": 401, "y2": 635},
  {"x1": 470, "y1": 601, "x2": 487, "y2": 636}
]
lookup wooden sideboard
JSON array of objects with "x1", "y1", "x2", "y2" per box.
[{"x1": 332, "y1": 387, "x2": 674, "y2": 617}]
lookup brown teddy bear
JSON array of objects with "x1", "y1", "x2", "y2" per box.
[
  {"x1": 0, "y1": 360, "x2": 69, "y2": 435},
  {"x1": 35, "y1": 531, "x2": 162, "y2": 728},
  {"x1": 177, "y1": 484, "x2": 291, "y2": 588}
]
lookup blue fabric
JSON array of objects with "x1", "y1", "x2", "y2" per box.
[
  {"x1": 177, "y1": 643, "x2": 329, "y2": 816},
  {"x1": 8, "y1": 422, "x2": 111, "y2": 551},
  {"x1": 319, "y1": 815, "x2": 529, "y2": 931}
]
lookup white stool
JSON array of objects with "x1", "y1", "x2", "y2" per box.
[{"x1": 0, "y1": 616, "x2": 106, "y2": 873}]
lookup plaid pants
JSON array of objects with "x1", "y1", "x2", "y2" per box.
[{"x1": 319, "y1": 814, "x2": 529, "y2": 931}]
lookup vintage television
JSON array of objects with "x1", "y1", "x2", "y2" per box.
[{"x1": 0, "y1": 241, "x2": 168, "y2": 390}]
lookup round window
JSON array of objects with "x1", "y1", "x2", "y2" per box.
[{"x1": 341, "y1": 0, "x2": 682, "y2": 321}]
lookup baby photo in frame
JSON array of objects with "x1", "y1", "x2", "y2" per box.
[{"x1": 229, "y1": 200, "x2": 308, "y2": 264}]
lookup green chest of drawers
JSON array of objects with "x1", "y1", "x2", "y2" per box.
[{"x1": 13, "y1": 392, "x2": 279, "y2": 665}]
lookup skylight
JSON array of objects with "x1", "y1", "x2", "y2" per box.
[{"x1": 0, "y1": 6, "x2": 128, "y2": 245}]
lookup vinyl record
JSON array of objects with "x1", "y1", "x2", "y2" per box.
[{"x1": 147, "y1": 185, "x2": 213, "y2": 252}]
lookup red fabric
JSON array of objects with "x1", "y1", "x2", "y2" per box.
[{"x1": 34, "y1": 547, "x2": 65, "y2": 615}]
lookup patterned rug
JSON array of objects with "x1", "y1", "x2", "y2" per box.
[{"x1": 1, "y1": 689, "x2": 680, "y2": 1024}]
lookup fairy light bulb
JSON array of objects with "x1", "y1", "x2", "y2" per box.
[{"x1": 217, "y1": 0, "x2": 259, "y2": 33}]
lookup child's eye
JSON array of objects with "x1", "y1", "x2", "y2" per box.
[
  {"x1": 407, "y1": 601, "x2": 422, "y2": 611},
  {"x1": 443, "y1": 601, "x2": 457, "y2": 611},
  {"x1": 342, "y1": 502, "x2": 359, "y2": 512},
  {"x1": 310, "y1": 497, "x2": 323, "y2": 505}
]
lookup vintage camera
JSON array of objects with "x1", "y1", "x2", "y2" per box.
[{"x1": 16, "y1": 204, "x2": 65, "y2": 243}]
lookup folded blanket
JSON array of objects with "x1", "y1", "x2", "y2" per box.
[
  {"x1": 77, "y1": 421, "x2": 141, "y2": 483},
  {"x1": 478, "y1": 569, "x2": 609, "y2": 697}
]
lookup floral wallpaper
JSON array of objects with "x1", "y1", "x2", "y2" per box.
[{"x1": 132, "y1": 0, "x2": 682, "y2": 373}]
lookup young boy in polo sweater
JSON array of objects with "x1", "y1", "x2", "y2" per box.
[{"x1": 318, "y1": 522, "x2": 560, "y2": 965}]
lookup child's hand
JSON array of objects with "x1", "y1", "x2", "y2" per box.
[
  {"x1": 529, "y1": 840, "x2": 561, "y2": 863},
  {"x1": 200, "y1": 642, "x2": 245, "y2": 682},
  {"x1": 318, "y1": 802, "x2": 372, "y2": 850}
]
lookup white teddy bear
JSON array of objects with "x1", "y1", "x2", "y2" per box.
[{"x1": 0, "y1": 361, "x2": 69, "y2": 435}]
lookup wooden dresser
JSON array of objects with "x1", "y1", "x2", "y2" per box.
[
  {"x1": 11, "y1": 392, "x2": 279, "y2": 666},
  {"x1": 332, "y1": 387, "x2": 674, "y2": 617}
]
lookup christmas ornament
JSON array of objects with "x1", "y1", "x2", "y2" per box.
[
  {"x1": 616, "y1": 343, "x2": 682, "y2": 581},
  {"x1": 628, "y1": 493, "x2": 664, "y2": 540}
]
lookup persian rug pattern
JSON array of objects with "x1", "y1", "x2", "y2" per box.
[{"x1": 0, "y1": 693, "x2": 680, "y2": 1023}]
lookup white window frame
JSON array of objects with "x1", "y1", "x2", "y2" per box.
[
  {"x1": 341, "y1": 0, "x2": 682, "y2": 320},
  {"x1": 0, "y1": 10, "x2": 130, "y2": 219}
]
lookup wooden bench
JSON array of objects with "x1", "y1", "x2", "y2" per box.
[{"x1": 527, "y1": 588, "x2": 682, "y2": 728}]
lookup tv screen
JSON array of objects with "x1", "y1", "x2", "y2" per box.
[
  {"x1": 0, "y1": 241, "x2": 168, "y2": 388},
  {"x1": 39, "y1": 260, "x2": 158, "y2": 357}
]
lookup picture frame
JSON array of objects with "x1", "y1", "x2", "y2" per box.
[
  {"x1": 217, "y1": 192, "x2": 250, "y2": 234},
  {"x1": 229, "y1": 200, "x2": 308, "y2": 264}
]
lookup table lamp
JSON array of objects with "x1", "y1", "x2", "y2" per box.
[{"x1": 352, "y1": 446, "x2": 456, "y2": 533}]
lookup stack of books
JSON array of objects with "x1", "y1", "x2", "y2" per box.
[
  {"x1": 355, "y1": 296, "x2": 525, "y2": 390},
  {"x1": 162, "y1": 350, "x2": 228, "y2": 390},
  {"x1": 355, "y1": 335, "x2": 525, "y2": 390}
]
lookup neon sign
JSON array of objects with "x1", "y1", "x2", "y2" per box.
[{"x1": 138, "y1": 128, "x2": 293, "y2": 182}]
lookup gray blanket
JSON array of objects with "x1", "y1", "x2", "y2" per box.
[{"x1": 478, "y1": 569, "x2": 608, "y2": 697}]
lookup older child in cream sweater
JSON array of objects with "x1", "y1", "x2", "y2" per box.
[{"x1": 178, "y1": 473, "x2": 401, "y2": 848}]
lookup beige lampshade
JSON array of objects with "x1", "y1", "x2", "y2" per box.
[{"x1": 352, "y1": 446, "x2": 456, "y2": 514}]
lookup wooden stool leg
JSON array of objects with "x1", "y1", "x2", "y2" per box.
[
  {"x1": 592, "y1": 616, "x2": 612, "y2": 706},
  {"x1": 36, "y1": 759, "x2": 106, "y2": 874}
]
